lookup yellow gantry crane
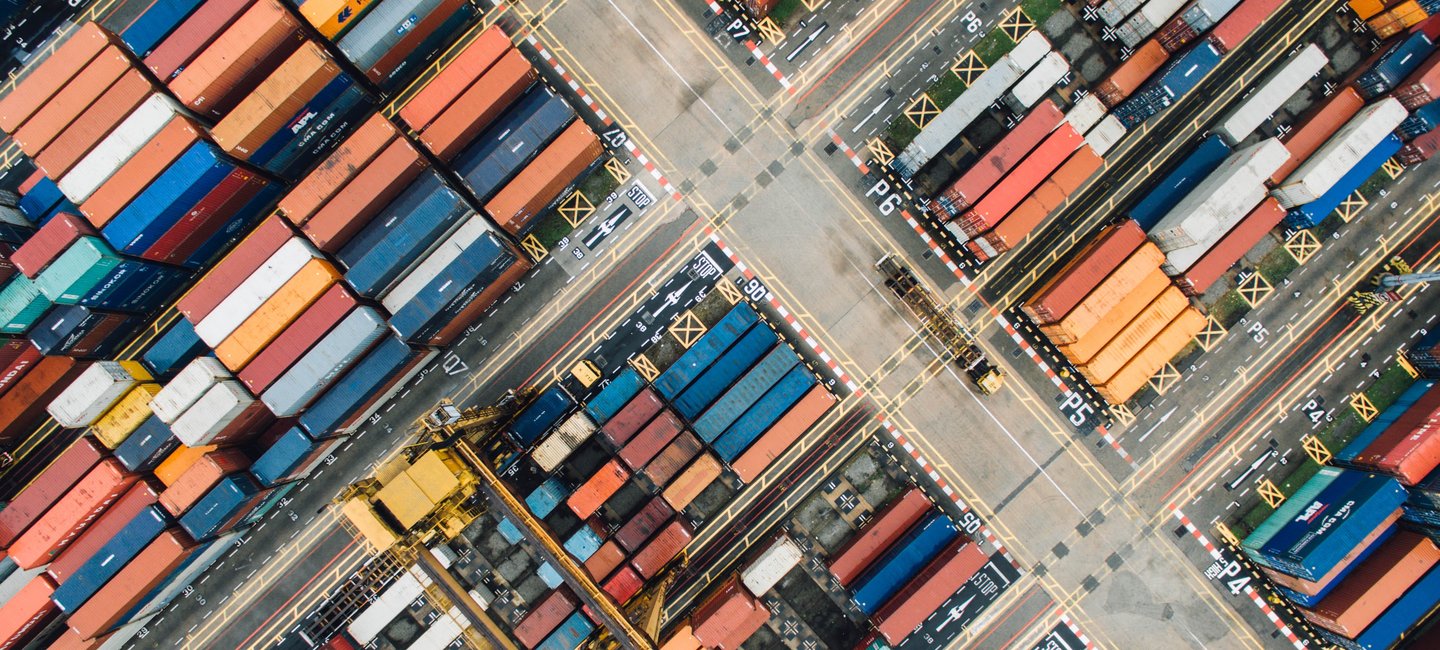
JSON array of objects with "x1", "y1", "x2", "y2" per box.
[
  {"x1": 876, "y1": 255, "x2": 1004, "y2": 393},
  {"x1": 1348, "y1": 257, "x2": 1440, "y2": 313}
]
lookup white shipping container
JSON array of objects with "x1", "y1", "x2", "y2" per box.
[
  {"x1": 1065, "y1": 94, "x2": 1107, "y2": 135},
  {"x1": 170, "y1": 380, "x2": 255, "y2": 446},
  {"x1": 60, "y1": 95, "x2": 181, "y2": 203},
  {"x1": 262, "y1": 307, "x2": 387, "y2": 417},
  {"x1": 1217, "y1": 44, "x2": 1327, "y2": 145},
  {"x1": 897, "y1": 31, "x2": 1052, "y2": 175},
  {"x1": 1101, "y1": 0, "x2": 1144, "y2": 25},
  {"x1": 1137, "y1": 0, "x2": 1188, "y2": 30},
  {"x1": 380, "y1": 212, "x2": 494, "y2": 313},
  {"x1": 47, "y1": 361, "x2": 147, "y2": 427},
  {"x1": 742, "y1": 536, "x2": 804, "y2": 596},
  {"x1": 195, "y1": 238, "x2": 322, "y2": 346},
  {"x1": 337, "y1": 349, "x2": 438, "y2": 435},
  {"x1": 1085, "y1": 115, "x2": 1128, "y2": 156},
  {"x1": 532, "y1": 412, "x2": 596, "y2": 472},
  {"x1": 1009, "y1": 52, "x2": 1069, "y2": 111},
  {"x1": 1194, "y1": 0, "x2": 1243, "y2": 22},
  {"x1": 409, "y1": 608, "x2": 464, "y2": 650},
  {"x1": 151, "y1": 357, "x2": 232, "y2": 424},
  {"x1": 1151, "y1": 138, "x2": 1290, "y2": 250},
  {"x1": 1273, "y1": 99, "x2": 1408, "y2": 207},
  {"x1": 944, "y1": 219, "x2": 971, "y2": 243},
  {"x1": 349, "y1": 569, "x2": 428, "y2": 645}
]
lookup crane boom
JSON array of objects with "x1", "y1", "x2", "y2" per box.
[{"x1": 1377, "y1": 271, "x2": 1440, "y2": 288}]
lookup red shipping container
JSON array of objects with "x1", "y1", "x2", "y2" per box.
[
  {"x1": 0, "y1": 23, "x2": 114, "y2": 133},
  {"x1": 1209, "y1": 0, "x2": 1285, "y2": 53},
  {"x1": 1400, "y1": 129, "x2": 1440, "y2": 165},
  {"x1": 7, "y1": 458, "x2": 137, "y2": 568},
  {"x1": 1095, "y1": 41, "x2": 1168, "y2": 107},
  {"x1": 238, "y1": 284, "x2": 359, "y2": 393},
  {"x1": 937, "y1": 101, "x2": 1063, "y2": 213},
  {"x1": 167, "y1": 0, "x2": 306, "y2": 120},
  {"x1": 1272, "y1": 88, "x2": 1364, "y2": 184},
  {"x1": 365, "y1": 0, "x2": 468, "y2": 88},
  {"x1": 513, "y1": 588, "x2": 577, "y2": 648},
  {"x1": 956, "y1": 124, "x2": 1082, "y2": 238},
  {"x1": 0, "y1": 357, "x2": 87, "y2": 445},
  {"x1": 0, "y1": 436, "x2": 105, "y2": 546},
  {"x1": 206, "y1": 400, "x2": 275, "y2": 447},
  {"x1": 14, "y1": 47, "x2": 131, "y2": 159},
  {"x1": 643, "y1": 431, "x2": 703, "y2": 487},
  {"x1": 18, "y1": 170, "x2": 43, "y2": 194},
  {"x1": 568, "y1": 460, "x2": 630, "y2": 519},
  {"x1": 603, "y1": 565, "x2": 643, "y2": 604},
  {"x1": 10, "y1": 213, "x2": 97, "y2": 278},
  {"x1": 733, "y1": 386, "x2": 835, "y2": 483},
  {"x1": 141, "y1": 168, "x2": 270, "y2": 265},
  {"x1": 399, "y1": 26, "x2": 511, "y2": 130},
  {"x1": 486, "y1": 121, "x2": 603, "y2": 234},
  {"x1": 47, "y1": 480, "x2": 162, "y2": 583},
  {"x1": 585, "y1": 541, "x2": 625, "y2": 580},
  {"x1": 1353, "y1": 388, "x2": 1440, "y2": 483},
  {"x1": 81, "y1": 116, "x2": 202, "y2": 226},
  {"x1": 48, "y1": 627, "x2": 102, "y2": 650},
  {"x1": 279, "y1": 115, "x2": 397, "y2": 227},
  {"x1": 146, "y1": 0, "x2": 259, "y2": 81},
  {"x1": 1021, "y1": 220, "x2": 1146, "y2": 324},
  {"x1": 1173, "y1": 199, "x2": 1285, "y2": 295},
  {"x1": 301, "y1": 137, "x2": 428, "y2": 252},
  {"x1": 0, "y1": 574, "x2": 59, "y2": 650},
  {"x1": 1303, "y1": 531, "x2": 1440, "y2": 637},
  {"x1": 691, "y1": 577, "x2": 770, "y2": 650},
  {"x1": 0, "y1": 338, "x2": 27, "y2": 377},
  {"x1": 158, "y1": 449, "x2": 250, "y2": 516},
  {"x1": 828, "y1": 488, "x2": 931, "y2": 586},
  {"x1": 615, "y1": 497, "x2": 675, "y2": 552},
  {"x1": 424, "y1": 255, "x2": 531, "y2": 347},
  {"x1": 981, "y1": 146, "x2": 1104, "y2": 254},
  {"x1": 35, "y1": 71, "x2": 154, "y2": 179},
  {"x1": 176, "y1": 216, "x2": 294, "y2": 323},
  {"x1": 873, "y1": 537, "x2": 988, "y2": 643},
  {"x1": 0, "y1": 342, "x2": 43, "y2": 399},
  {"x1": 67, "y1": 528, "x2": 198, "y2": 639},
  {"x1": 420, "y1": 48, "x2": 536, "y2": 161},
  {"x1": 603, "y1": 387, "x2": 664, "y2": 446},
  {"x1": 619, "y1": 410, "x2": 683, "y2": 471},
  {"x1": 631, "y1": 519, "x2": 693, "y2": 579}
]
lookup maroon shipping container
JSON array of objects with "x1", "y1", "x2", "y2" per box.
[
  {"x1": 1351, "y1": 388, "x2": 1440, "y2": 483},
  {"x1": 1395, "y1": 50, "x2": 1440, "y2": 110},
  {"x1": 10, "y1": 213, "x2": 97, "y2": 278},
  {"x1": 398, "y1": 26, "x2": 511, "y2": 130},
  {"x1": 0, "y1": 357, "x2": 87, "y2": 445},
  {"x1": 691, "y1": 576, "x2": 770, "y2": 650},
  {"x1": 828, "y1": 488, "x2": 931, "y2": 586},
  {"x1": 146, "y1": 0, "x2": 259, "y2": 81},
  {"x1": 0, "y1": 339, "x2": 42, "y2": 399},
  {"x1": 0, "y1": 23, "x2": 114, "y2": 133},
  {"x1": 1208, "y1": 0, "x2": 1284, "y2": 53},
  {"x1": 7, "y1": 458, "x2": 137, "y2": 569},
  {"x1": 13, "y1": 47, "x2": 131, "y2": 159},
  {"x1": 159, "y1": 449, "x2": 251, "y2": 516},
  {"x1": 301, "y1": 137, "x2": 427, "y2": 252},
  {"x1": 615, "y1": 497, "x2": 675, "y2": 553},
  {"x1": 631, "y1": 519, "x2": 693, "y2": 579},
  {"x1": 585, "y1": 540, "x2": 625, "y2": 580},
  {"x1": 425, "y1": 255, "x2": 531, "y2": 347},
  {"x1": 419, "y1": 48, "x2": 537, "y2": 161},
  {"x1": 1302, "y1": 531, "x2": 1440, "y2": 637},
  {"x1": 618, "y1": 410, "x2": 683, "y2": 471},
  {"x1": 873, "y1": 537, "x2": 988, "y2": 643},
  {"x1": 0, "y1": 244, "x2": 14, "y2": 284},
  {"x1": 35, "y1": 71, "x2": 154, "y2": 179},
  {"x1": 68, "y1": 312, "x2": 136, "y2": 359},
  {"x1": 46, "y1": 479, "x2": 161, "y2": 583},
  {"x1": 67, "y1": 528, "x2": 197, "y2": 639},
  {"x1": 1173, "y1": 199, "x2": 1284, "y2": 296},
  {"x1": 936, "y1": 101, "x2": 1062, "y2": 214},
  {"x1": 177, "y1": 216, "x2": 294, "y2": 323},
  {"x1": 206, "y1": 401, "x2": 275, "y2": 447},
  {"x1": 238, "y1": 284, "x2": 359, "y2": 394},
  {"x1": 1021, "y1": 220, "x2": 1146, "y2": 324},
  {"x1": 81, "y1": 116, "x2": 202, "y2": 227},
  {"x1": 0, "y1": 436, "x2": 106, "y2": 546},
  {"x1": 513, "y1": 588, "x2": 578, "y2": 649},
  {"x1": 643, "y1": 431, "x2": 702, "y2": 487},
  {"x1": 141, "y1": 169, "x2": 270, "y2": 265},
  {"x1": 166, "y1": 0, "x2": 306, "y2": 120},
  {"x1": 603, "y1": 388, "x2": 664, "y2": 446},
  {"x1": 1400, "y1": 130, "x2": 1440, "y2": 165},
  {"x1": 279, "y1": 114, "x2": 397, "y2": 227},
  {"x1": 365, "y1": 0, "x2": 468, "y2": 88}
]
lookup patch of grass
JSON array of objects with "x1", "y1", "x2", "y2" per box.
[
  {"x1": 1207, "y1": 289, "x2": 1251, "y2": 329},
  {"x1": 1358, "y1": 168, "x2": 1394, "y2": 200},
  {"x1": 1237, "y1": 459, "x2": 1324, "y2": 537},
  {"x1": 926, "y1": 72, "x2": 967, "y2": 109},
  {"x1": 883, "y1": 116, "x2": 922, "y2": 151},
  {"x1": 529, "y1": 212, "x2": 575, "y2": 250},
  {"x1": 973, "y1": 30, "x2": 1017, "y2": 66},
  {"x1": 1314, "y1": 213, "x2": 1347, "y2": 240},
  {"x1": 1257, "y1": 246, "x2": 1300, "y2": 285},
  {"x1": 578, "y1": 164, "x2": 621, "y2": 204},
  {"x1": 1367, "y1": 363, "x2": 1417, "y2": 412},
  {"x1": 767, "y1": 0, "x2": 805, "y2": 26},
  {"x1": 1020, "y1": 0, "x2": 1065, "y2": 23}
]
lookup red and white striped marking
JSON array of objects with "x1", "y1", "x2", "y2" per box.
[
  {"x1": 705, "y1": 1, "x2": 796, "y2": 95},
  {"x1": 878, "y1": 417, "x2": 1020, "y2": 569},
  {"x1": 524, "y1": 34, "x2": 684, "y2": 202},
  {"x1": 706, "y1": 228, "x2": 861, "y2": 396},
  {"x1": 827, "y1": 129, "x2": 870, "y2": 176},
  {"x1": 1170, "y1": 506, "x2": 1307, "y2": 650},
  {"x1": 1057, "y1": 609, "x2": 1095, "y2": 650}
]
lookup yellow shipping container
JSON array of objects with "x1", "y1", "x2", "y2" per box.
[
  {"x1": 154, "y1": 444, "x2": 218, "y2": 487},
  {"x1": 1057, "y1": 268, "x2": 1169, "y2": 365},
  {"x1": 301, "y1": 0, "x2": 377, "y2": 38},
  {"x1": 1095, "y1": 308, "x2": 1206, "y2": 405},
  {"x1": 409, "y1": 450, "x2": 464, "y2": 504},
  {"x1": 376, "y1": 473, "x2": 434, "y2": 530},
  {"x1": 663, "y1": 454, "x2": 722, "y2": 511},
  {"x1": 215, "y1": 259, "x2": 341, "y2": 371},
  {"x1": 118, "y1": 359, "x2": 153, "y2": 382},
  {"x1": 92, "y1": 383, "x2": 162, "y2": 449},
  {"x1": 1348, "y1": 0, "x2": 1385, "y2": 19},
  {"x1": 1078, "y1": 287, "x2": 1189, "y2": 385},
  {"x1": 1039, "y1": 243, "x2": 1165, "y2": 345}
]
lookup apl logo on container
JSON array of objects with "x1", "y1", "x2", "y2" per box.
[
  {"x1": 289, "y1": 110, "x2": 320, "y2": 135},
  {"x1": 1293, "y1": 500, "x2": 1328, "y2": 524}
]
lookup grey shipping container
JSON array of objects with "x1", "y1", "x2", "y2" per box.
[{"x1": 261, "y1": 306, "x2": 387, "y2": 416}]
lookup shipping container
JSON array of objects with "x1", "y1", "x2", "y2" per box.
[
  {"x1": 52, "y1": 505, "x2": 169, "y2": 612},
  {"x1": 143, "y1": 0, "x2": 256, "y2": 80},
  {"x1": 1077, "y1": 287, "x2": 1188, "y2": 383},
  {"x1": 485, "y1": 120, "x2": 602, "y2": 234},
  {"x1": 178, "y1": 473, "x2": 262, "y2": 540},
  {"x1": 120, "y1": 0, "x2": 203, "y2": 57},
  {"x1": 631, "y1": 519, "x2": 693, "y2": 578},
  {"x1": 114, "y1": 416, "x2": 178, "y2": 474},
  {"x1": 526, "y1": 479, "x2": 568, "y2": 519},
  {"x1": 1301, "y1": 531, "x2": 1439, "y2": 637},
  {"x1": 211, "y1": 42, "x2": 342, "y2": 158},
  {"x1": 303, "y1": 134, "x2": 429, "y2": 254},
  {"x1": 930, "y1": 101, "x2": 1063, "y2": 218},
  {"x1": 1151, "y1": 138, "x2": 1289, "y2": 252},
  {"x1": 27, "y1": 304, "x2": 134, "y2": 359},
  {"x1": 1116, "y1": 41, "x2": 1222, "y2": 127},
  {"x1": 299, "y1": 334, "x2": 430, "y2": 436},
  {"x1": 90, "y1": 383, "x2": 161, "y2": 449},
  {"x1": 171, "y1": 380, "x2": 267, "y2": 446},
  {"x1": 76, "y1": 110, "x2": 198, "y2": 225},
  {"x1": 177, "y1": 215, "x2": 291, "y2": 321},
  {"x1": 1038, "y1": 243, "x2": 1165, "y2": 344},
  {"x1": 31, "y1": 66, "x2": 153, "y2": 187},
  {"x1": 7, "y1": 458, "x2": 136, "y2": 569},
  {"x1": 251, "y1": 426, "x2": 347, "y2": 487},
  {"x1": 339, "y1": 173, "x2": 469, "y2": 298},
  {"x1": 1273, "y1": 99, "x2": 1408, "y2": 207},
  {"x1": 584, "y1": 367, "x2": 643, "y2": 425},
  {"x1": 1217, "y1": 44, "x2": 1327, "y2": 144},
  {"x1": 1095, "y1": 308, "x2": 1205, "y2": 404},
  {"x1": 1005, "y1": 51, "x2": 1068, "y2": 112},
  {"x1": 643, "y1": 431, "x2": 703, "y2": 487},
  {"x1": 568, "y1": 460, "x2": 629, "y2": 519},
  {"x1": 674, "y1": 324, "x2": 775, "y2": 419},
  {"x1": 398, "y1": 26, "x2": 510, "y2": 130},
  {"x1": 714, "y1": 365, "x2": 816, "y2": 463},
  {"x1": 262, "y1": 306, "x2": 386, "y2": 417},
  {"x1": 0, "y1": 439, "x2": 107, "y2": 546},
  {"x1": 1358, "y1": 33, "x2": 1436, "y2": 99},
  {"x1": 742, "y1": 535, "x2": 804, "y2": 596},
  {"x1": 67, "y1": 527, "x2": 195, "y2": 639},
  {"x1": 1054, "y1": 268, "x2": 1168, "y2": 365},
  {"x1": 1208, "y1": 0, "x2": 1283, "y2": 52},
  {"x1": 585, "y1": 541, "x2": 625, "y2": 580},
  {"x1": 0, "y1": 357, "x2": 84, "y2": 442},
  {"x1": 346, "y1": 569, "x2": 427, "y2": 645},
  {"x1": 141, "y1": 319, "x2": 205, "y2": 380},
  {"x1": 1332, "y1": 561, "x2": 1440, "y2": 649},
  {"x1": 694, "y1": 345, "x2": 799, "y2": 442},
  {"x1": 850, "y1": 512, "x2": 960, "y2": 615},
  {"x1": 167, "y1": 0, "x2": 305, "y2": 119},
  {"x1": 420, "y1": 48, "x2": 536, "y2": 161},
  {"x1": 691, "y1": 577, "x2": 769, "y2": 650},
  {"x1": 0, "y1": 275, "x2": 53, "y2": 335},
  {"x1": 512, "y1": 384, "x2": 577, "y2": 446},
  {"x1": 0, "y1": 338, "x2": 40, "y2": 397},
  {"x1": 1349, "y1": 386, "x2": 1440, "y2": 483},
  {"x1": 193, "y1": 236, "x2": 321, "y2": 345},
  {"x1": 13, "y1": 46, "x2": 130, "y2": 159},
  {"x1": 615, "y1": 497, "x2": 675, "y2": 553},
  {"x1": 615, "y1": 410, "x2": 680, "y2": 470},
  {"x1": 1395, "y1": 51, "x2": 1440, "y2": 110},
  {"x1": 1286, "y1": 135, "x2": 1403, "y2": 229},
  {"x1": 150, "y1": 357, "x2": 228, "y2": 424},
  {"x1": 733, "y1": 386, "x2": 835, "y2": 483},
  {"x1": 456, "y1": 87, "x2": 577, "y2": 201},
  {"x1": 954, "y1": 124, "x2": 1083, "y2": 237},
  {"x1": 656, "y1": 303, "x2": 760, "y2": 398},
  {"x1": 603, "y1": 565, "x2": 642, "y2": 604},
  {"x1": 278, "y1": 114, "x2": 394, "y2": 226},
  {"x1": 873, "y1": 537, "x2": 988, "y2": 643},
  {"x1": 1064, "y1": 95, "x2": 1107, "y2": 136},
  {"x1": 45, "y1": 480, "x2": 160, "y2": 584},
  {"x1": 662, "y1": 454, "x2": 721, "y2": 511},
  {"x1": 1128, "y1": 135, "x2": 1231, "y2": 229},
  {"x1": 536, "y1": 611, "x2": 595, "y2": 650},
  {"x1": 215, "y1": 258, "x2": 341, "y2": 369},
  {"x1": 47, "y1": 360, "x2": 149, "y2": 428},
  {"x1": 1172, "y1": 198, "x2": 1284, "y2": 294},
  {"x1": 385, "y1": 226, "x2": 520, "y2": 344},
  {"x1": 0, "y1": 574, "x2": 57, "y2": 649},
  {"x1": 237, "y1": 284, "x2": 357, "y2": 394},
  {"x1": 514, "y1": 587, "x2": 577, "y2": 648},
  {"x1": 1269, "y1": 520, "x2": 1396, "y2": 602},
  {"x1": 1269, "y1": 88, "x2": 1365, "y2": 185},
  {"x1": 978, "y1": 145, "x2": 1103, "y2": 255},
  {"x1": 248, "y1": 76, "x2": 373, "y2": 178},
  {"x1": 159, "y1": 449, "x2": 249, "y2": 516},
  {"x1": 0, "y1": 22, "x2": 113, "y2": 133}
]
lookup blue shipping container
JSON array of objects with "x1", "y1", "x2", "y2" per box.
[
  {"x1": 240, "y1": 482, "x2": 295, "y2": 528},
  {"x1": 1410, "y1": 463, "x2": 1440, "y2": 510},
  {"x1": 114, "y1": 416, "x2": 179, "y2": 473},
  {"x1": 141, "y1": 319, "x2": 207, "y2": 379},
  {"x1": 27, "y1": 304, "x2": 126, "y2": 356},
  {"x1": 1286, "y1": 135, "x2": 1403, "y2": 228},
  {"x1": 262, "y1": 83, "x2": 374, "y2": 177},
  {"x1": 673, "y1": 324, "x2": 776, "y2": 419},
  {"x1": 388, "y1": 232, "x2": 516, "y2": 343},
  {"x1": 1249, "y1": 469, "x2": 1369, "y2": 566},
  {"x1": 1274, "y1": 524, "x2": 1396, "y2": 607},
  {"x1": 584, "y1": 367, "x2": 644, "y2": 425},
  {"x1": 18, "y1": 176, "x2": 71, "y2": 224},
  {"x1": 654, "y1": 302, "x2": 760, "y2": 398},
  {"x1": 526, "y1": 479, "x2": 567, "y2": 518},
  {"x1": 180, "y1": 182, "x2": 284, "y2": 270},
  {"x1": 120, "y1": 0, "x2": 202, "y2": 56},
  {"x1": 498, "y1": 517, "x2": 525, "y2": 543},
  {"x1": 102, "y1": 143, "x2": 234, "y2": 255},
  {"x1": 180, "y1": 474, "x2": 263, "y2": 541},
  {"x1": 1118, "y1": 41, "x2": 1222, "y2": 127},
  {"x1": 512, "y1": 385, "x2": 575, "y2": 445},
  {"x1": 251, "y1": 427, "x2": 322, "y2": 487},
  {"x1": 339, "y1": 175, "x2": 470, "y2": 297},
  {"x1": 850, "y1": 512, "x2": 959, "y2": 614},
  {"x1": 537, "y1": 561, "x2": 564, "y2": 589},
  {"x1": 1400, "y1": 101, "x2": 1440, "y2": 140},
  {"x1": 1357, "y1": 34, "x2": 1435, "y2": 98},
  {"x1": 78, "y1": 259, "x2": 189, "y2": 312},
  {"x1": 377, "y1": 1, "x2": 478, "y2": 90},
  {"x1": 1128, "y1": 135, "x2": 1231, "y2": 230},
  {"x1": 537, "y1": 611, "x2": 596, "y2": 650},
  {"x1": 694, "y1": 345, "x2": 800, "y2": 442},
  {"x1": 1256, "y1": 473, "x2": 1407, "y2": 580},
  {"x1": 248, "y1": 73, "x2": 357, "y2": 167},
  {"x1": 1243, "y1": 467, "x2": 1345, "y2": 555},
  {"x1": 1335, "y1": 381, "x2": 1435, "y2": 467},
  {"x1": 299, "y1": 335, "x2": 419, "y2": 436},
  {"x1": 456, "y1": 88, "x2": 577, "y2": 200},
  {"x1": 1324, "y1": 561, "x2": 1440, "y2": 649},
  {"x1": 713, "y1": 366, "x2": 817, "y2": 462},
  {"x1": 564, "y1": 526, "x2": 603, "y2": 561},
  {"x1": 52, "y1": 505, "x2": 170, "y2": 612}
]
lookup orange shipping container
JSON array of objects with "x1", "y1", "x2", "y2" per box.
[
  {"x1": 585, "y1": 540, "x2": 626, "y2": 580},
  {"x1": 1057, "y1": 267, "x2": 1169, "y2": 366},
  {"x1": 35, "y1": 70, "x2": 155, "y2": 178},
  {"x1": 14, "y1": 47, "x2": 131, "y2": 158},
  {"x1": 733, "y1": 387, "x2": 836, "y2": 483},
  {"x1": 1302, "y1": 531, "x2": 1440, "y2": 637},
  {"x1": 0, "y1": 574, "x2": 59, "y2": 649},
  {"x1": 1095, "y1": 41, "x2": 1168, "y2": 107},
  {"x1": 1349, "y1": 0, "x2": 1385, "y2": 18},
  {"x1": 567, "y1": 460, "x2": 630, "y2": 519},
  {"x1": 1096, "y1": 308, "x2": 1205, "y2": 404},
  {"x1": 159, "y1": 449, "x2": 251, "y2": 516},
  {"x1": 1039, "y1": 242, "x2": 1165, "y2": 344},
  {"x1": 486, "y1": 121, "x2": 603, "y2": 235},
  {"x1": 300, "y1": 0, "x2": 377, "y2": 38},
  {"x1": 214, "y1": 259, "x2": 342, "y2": 370},
  {"x1": 302, "y1": 137, "x2": 428, "y2": 252},
  {"x1": 661, "y1": 625, "x2": 702, "y2": 650},
  {"x1": 1023, "y1": 220, "x2": 1146, "y2": 324},
  {"x1": 982, "y1": 146, "x2": 1103, "y2": 253},
  {"x1": 81, "y1": 117, "x2": 202, "y2": 226},
  {"x1": 153, "y1": 444, "x2": 219, "y2": 487},
  {"x1": 0, "y1": 23, "x2": 114, "y2": 133},
  {"x1": 278, "y1": 115, "x2": 397, "y2": 226},
  {"x1": 1272, "y1": 88, "x2": 1364, "y2": 183},
  {"x1": 399, "y1": 26, "x2": 512, "y2": 130},
  {"x1": 67, "y1": 529, "x2": 198, "y2": 640},
  {"x1": 212, "y1": 42, "x2": 341, "y2": 157},
  {"x1": 662, "y1": 454, "x2": 721, "y2": 511},
  {"x1": 167, "y1": 0, "x2": 306, "y2": 119},
  {"x1": 1078, "y1": 287, "x2": 1189, "y2": 384},
  {"x1": 7, "y1": 459, "x2": 137, "y2": 569},
  {"x1": 420, "y1": 48, "x2": 536, "y2": 161}
]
